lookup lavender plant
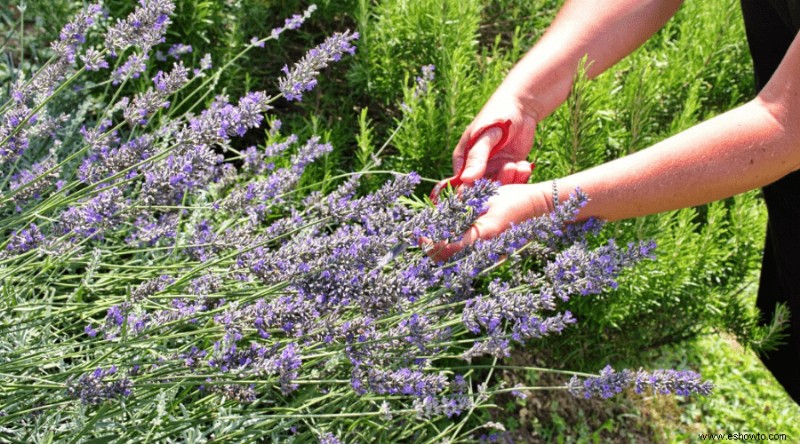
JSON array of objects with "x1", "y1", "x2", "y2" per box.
[{"x1": 0, "y1": 2, "x2": 712, "y2": 442}]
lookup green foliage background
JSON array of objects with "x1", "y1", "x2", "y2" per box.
[{"x1": 4, "y1": 0, "x2": 799, "y2": 441}]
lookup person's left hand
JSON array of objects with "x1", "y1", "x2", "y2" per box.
[{"x1": 425, "y1": 183, "x2": 552, "y2": 261}]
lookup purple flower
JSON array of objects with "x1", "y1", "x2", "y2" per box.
[
  {"x1": 270, "y1": 5, "x2": 317, "y2": 40},
  {"x1": 184, "y1": 92, "x2": 272, "y2": 146},
  {"x1": 59, "y1": 187, "x2": 128, "y2": 241},
  {"x1": 152, "y1": 63, "x2": 189, "y2": 93},
  {"x1": 462, "y1": 330, "x2": 511, "y2": 361},
  {"x1": 278, "y1": 30, "x2": 359, "y2": 101},
  {"x1": 125, "y1": 212, "x2": 179, "y2": 246},
  {"x1": 199, "y1": 53, "x2": 213, "y2": 71},
  {"x1": 311, "y1": 172, "x2": 420, "y2": 223},
  {"x1": 412, "y1": 387, "x2": 474, "y2": 419},
  {"x1": 250, "y1": 37, "x2": 265, "y2": 48},
  {"x1": 3, "y1": 224, "x2": 45, "y2": 255},
  {"x1": 277, "y1": 343, "x2": 302, "y2": 394},
  {"x1": 568, "y1": 365, "x2": 633, "y2": 399},
  {"x1": 81, "y1": 48, "x2": 110, "y2": 71},
  {"x1": 112, "y1": 53, "x2": 150, "y2": 84},
  {"x1": 441, "y1": 189, "x2": 592, "y2": 299},
  {"x1": 269, "y1": 119, "x2": 282, "y2": 135},
  {"x1": 0, "y1": 107, "x2": 31, "y2": 164},
  {"x1": 97, "y1": 303, "x2": 149, "y2": 339},
  {"x1": 567, "y1": 365, "x2": 713, "y2": 399},
  {"x1": 0, "y1": 5, "x2": 101, "y2": 164},
  {"x1": 541, "y1": 239, "x2": 656, "y2": 302},
  {"x1": 634, "y1": 369, "x2": 714, "y2": 396},
  {"x1": 205, "y1": 383, "x2": 257, "y2": 403},
  {"x1": 401, "y1": 64, "x2": 436, "y2": 112},
  {"x1": 123, "y1": 62, "x2": 189, "y2": 125},
  {"x1": 105, "y1": 0, "x2": 176, "y2": 54},
  {"x1": 106, "y1": 305, "x2": 126, "y2": 327},
  {"x1": 9, "y1": 158, "x2": 60, "y2": 208},
  {"x1": 318, "y1": 432, "x2": 343, "y2": 444},
  {"x1": 393, "y1": 312, "x2": 450, "y2": 354},
  {"x1": 139, "y1": 143, "x2": 223, "y2": 206},
  {"x1": 241, "y1": 146, "x2": 263, "y2": 173},
  {"x1": 180, "y1": 346, "x2": 207, "y2": 369},
  {"x1": 79, "y1": 134, "x2": 155, "y2": 183},
  {"x1": 416, "y1": 64, "x2": 436, "y2": 95},
  {"x1": 352, "y1": 366, "x2": 448, "y2": 397},
  {"x1": 65, "y1": 366, "x2": 133, "y2": 405},
  {"x1": 405, "y1": 178, "x2": 496, "y2": 244},
  {"x1": 223, "y1": 136, "x2": 332, "y2": 220},
  {"x1": 54, "y1": 3, "x2": 103, "y2": 62},
  {"x1": 236, "y1": 91, "x2": 273, "y2": 133},
  {"x1": 131, "y1": 275, "x2": 174, "y2": 302},
  {"x1": 207, "y1": 339, "x2": 301, "y2": 395},
  {"x1": 167, "y1": 43, "x2": 192, "y2": 59},
  {"x1": 511, "y1": 310, "x2": 576, "y2": 341},
  {"x1": 188, "y1": 273, "x2": 222, "y2": 296},
  {"x1": 511, "y1": 386, "x2": 528, "y2": 399},
  {"x1": 184, "y1": 220, "x2": 223, "y2": 262}
]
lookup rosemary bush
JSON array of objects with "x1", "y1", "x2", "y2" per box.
[
  {"x1": 0, "y1": 1, "x2": 754, "y2": 443},
  {"x1": 345, "y1": 0, "x2": 784, "y2": 375}
]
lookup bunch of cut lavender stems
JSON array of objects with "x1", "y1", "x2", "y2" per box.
[{"x1": 0, "y1": 2, "x2": 712, "y2": 442}]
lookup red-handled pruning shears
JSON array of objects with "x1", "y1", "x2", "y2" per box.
[{"x1": 430, "y1": 119, "x2": 534, "y2": 203}]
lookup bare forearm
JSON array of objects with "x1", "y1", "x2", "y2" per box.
[
  {"x1": 433, "y1": 99, "x2": 795, "y2": 260},
  {"x1": 539, "y1": 29, "x2": 800, "y2": 222},
  {"x1": 443, "y1": 5, "x2": 800, "y2": 258},
  {"x1": 499, "y1": 0, "x2": 683, "y2": 120},
  {"x1": 540, "y1": 98, "x2": 799, "y2": 222}
]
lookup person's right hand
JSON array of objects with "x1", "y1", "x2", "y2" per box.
[
  {"x1": 425, "y1": 182, "x2": 553, "y2": 262},
  {"x1": 453, "y1": 89, "x2": 538, "y2": 185}
]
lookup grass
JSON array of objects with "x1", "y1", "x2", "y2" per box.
[
  {"x1": 648, "y1": 333, "x2": 800, "y2": 443},
  {"x1": 2, "y1": 0, "x2": 797, "y2": 441},
  {"x1": 489, "y1": 326, "x2": 800, "y2": 443}
]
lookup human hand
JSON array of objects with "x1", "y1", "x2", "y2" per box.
[
  {"x1": 426, "y1": 183, "x2": 552, "y2": 261},
  {"x1": 453, "y1": 90, "x2": 538, "y2": 185}
]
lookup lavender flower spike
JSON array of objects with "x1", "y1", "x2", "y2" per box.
[
  {"x1": 634, "y1": 368, "x2": 714, "y2": 396},
  {"x1": 401, "y1": 64, "x2": 436, "y2": 112},
  {"x1": 123, "y1": 62, "x2": 190, "y2": 125},
  {"x1": 352, "y1": 366, "x2": 448, "y2": 397},
  {"x1": 53, "y1": 3, "x2": 103, "y2": 63},
  {"x1": 81, "y1": 48, "x2": 110, "y2": 71},
  {"x1": 59, "y1": 187, "x2": 128, "y2": 241},
  {"x1": 567, "y1": 365, "x2": 633, "y2": 399},
  {"x1": 279, "y1": 30, "x2": 359, "y2": 101},
  {"x1": 3, "y1": 224, "x2": 45, "y2": 256},
  {"x1": 9, "y1": 158, "x2": 60, "y2": 208},
  {"x1": 105, "y1": 0, "x2": 176, "y2": 54},
  {"x1": 112, "y1": 53, "x2": 149, "y2": 85},
  {"x1": 1, "y1": 3, "x2": 101, "y2": 163},
  {"x1": 270, "y1": 4, "x2": 318, "y2": 40},
  {"x1": 567, "y1": 365, "x2": 713, "y2": 399},
  {"x1": 65, "y1": 366, "x2": 133, "y2": 405},
  {"x1": 318, "y1": 432, "x2": 343, "y2": 444},
  {"x1": 416, "y1": 64, "x2": 436, "y2": 95}
]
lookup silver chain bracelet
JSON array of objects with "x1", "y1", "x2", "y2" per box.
[{"x1": 551, "y1": 179, "x2": 559, "y2": 209}]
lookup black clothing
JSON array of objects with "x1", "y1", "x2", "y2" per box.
[{"x1": 741, "y1": 0, "x2": 800, "y2": 404}]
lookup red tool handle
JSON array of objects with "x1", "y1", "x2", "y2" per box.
[{"x1": 430, "y1": 119, "x2": 514, "y2": 203}]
